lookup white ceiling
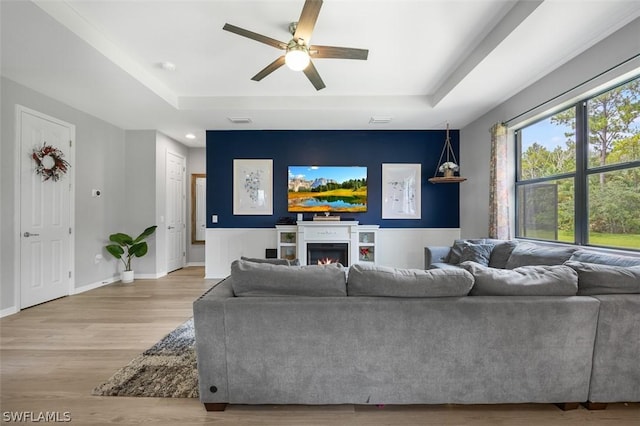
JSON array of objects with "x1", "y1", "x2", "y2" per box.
[{"x1": 2, "y1": 0, "x2": 640, "y2": 147}]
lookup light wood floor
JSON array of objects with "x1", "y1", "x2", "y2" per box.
[{"x1": 1, "y1": 267, "x2": 638, "y2": 425}]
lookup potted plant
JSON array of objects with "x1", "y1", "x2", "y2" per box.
[
  {"x1": 105, "y1": 225, "x2": 157, "y2": 283},
  {"x1": 438, "y1": 161, "x2": 460, "y2": 178}
]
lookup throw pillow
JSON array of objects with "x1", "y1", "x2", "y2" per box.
[
  {"x1": 460, "y1": 261, "x2": 578, "y2": 296},
  {"x1": 505, "y1": 243, "x2": 577, "y2": 269},
  {"x1": 488, "y1": 240, "x2": 519, "y2": 269},
  {"x1": 459, "y1": 244, "x2": 493, "y2": 266},
  {"x1": 240, "y1": 256, "x2": 291, "y2": 266},
  {"x1": 565, "y1": 261, "x2": 640, "y2": 295},
  {"x1": 231, "y1": 260, "x2": 347, "y2": 297},
  {"x1": 447, "y1": 239, "x2": 486, "y2": 264},
  {"x1": 347, "y1": 263, "x2": 474, "y2": 297}
]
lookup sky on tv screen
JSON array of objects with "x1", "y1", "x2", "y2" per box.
[{"x1": 288, "y1": 166, "x2": 367, "y2": 182}]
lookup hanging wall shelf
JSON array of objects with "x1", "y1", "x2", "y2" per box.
[{"x1": 429, "y1": 123, "x2": 467, "y2": 184}]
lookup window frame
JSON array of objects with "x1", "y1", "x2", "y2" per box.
[{"x1": 514, "y1": 77, "x2": 640, "y2": 251}]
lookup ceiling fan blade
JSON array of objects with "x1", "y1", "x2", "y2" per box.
[
  {"x1": 309, "y1": 45, "x2": 369, "y2": 60},
  {"x1": 294, "y1": 0, "x2": 323, "y2": 43},
  {"x1": 303, "y1": 60, "x2": 326, "y2": 91},
  {"x1": 251, "y1": 56, "x2": 286, "y2": 81},
  {"x1": 223, "y1": 23, "x2": 287, "y2": 50}
]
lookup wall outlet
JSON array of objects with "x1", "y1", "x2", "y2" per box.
[
  {"x1": 94, "y1": 254, "x2": 103, "y2": 264},
  {"x1": 211, "y1": 215, "x2": 218, "y2": 223}
]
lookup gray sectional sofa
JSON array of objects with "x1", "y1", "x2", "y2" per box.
[{"x1": 193, "y1": 242, "x2": 640, "y2": 411}]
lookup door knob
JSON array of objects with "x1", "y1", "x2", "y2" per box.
[
  {"x1": 168, "y1": 226, "x2": 175, "y2": 230},
  {"x1": 23, "y1": 232, "x2": 40, "y2": 237}
]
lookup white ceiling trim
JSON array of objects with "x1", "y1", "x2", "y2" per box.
[
  {"x1": 429, "y1": 0, "x2": 543, "y2": 107},
  {"x1": 33, "y1": 0, "x2": 179, "y2": 108}
]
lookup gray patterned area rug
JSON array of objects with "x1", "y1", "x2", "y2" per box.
[{"x1": 92, "y1": 319, "x2": 198, "y2": 398}]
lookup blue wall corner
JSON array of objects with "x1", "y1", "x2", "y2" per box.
[{"x1": 206, "y1": 130, "x2": 460, "y2": 228}]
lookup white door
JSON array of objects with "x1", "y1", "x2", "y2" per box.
[
  {"x1": 166, "y1": 151, "x2": 186, "y2": 272},
  {"x1": 19, "y1": 106, "x2": 74, "y2": 309}
]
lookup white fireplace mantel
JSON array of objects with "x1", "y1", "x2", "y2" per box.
[
  {"x1": 298, "y1": 221, "x2": 357, "y2": 265},
  {"x1": 276, "y1": 221, "x2": 375, "y2": 266}
]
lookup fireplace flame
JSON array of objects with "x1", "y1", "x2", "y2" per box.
[{"x1": 317, "y1": 258, "x2": 337, "y2": 265}]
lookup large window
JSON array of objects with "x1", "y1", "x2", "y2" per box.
[{"x1": 515, "y1": 77, "x2": 640, "y2": 250}]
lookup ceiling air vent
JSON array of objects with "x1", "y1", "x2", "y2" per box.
[
  {"x1": 369, "y1": 117, "x2": 392, "y2": 124},
  {"x1": 228, "y1": 117, "x2": 252, "y2": 124}
]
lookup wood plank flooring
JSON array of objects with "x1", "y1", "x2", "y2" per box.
[{"x1": 1, "y1": 267, "x2": 638, "y2": 425}]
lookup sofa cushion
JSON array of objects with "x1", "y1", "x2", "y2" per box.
[
  {"x1": 460, "y1": 261, "x2": 578, "y2": 296},
  {"x1": 568, "y1": 250, "x2": 640, "y2": 267},
  {"x1": 565, "y1": 261, "x2": 640, "y2": 295},
  {"x1": 428, "y1": 262, "x2": 464, "y2": 270},
  {"x1": 487, "y1": 240, "x2": 519, "y2": 269},
  {"x1": 447, "y1": 239, "x2": 486, "y2": 264},
  {"x1": 231, "y1": 260, "x2": 347, "y2": 297},
  {"x1": 459, "y1": 244, "x2": 493, "y2": 266},
  {"x1": 347, "y1": 263, "x2": 474, "y2": 297},
  {"x1": 505, "y1": 242, "x2": 577, "y2": 269}
]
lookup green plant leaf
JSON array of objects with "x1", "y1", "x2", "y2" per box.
[
  {"x1": 132, "y1": 225, "x2": 157, "y2": 244},
  {"x1": 109, "y1": 233, "x2": 133, "y2": 245},
  {"x1": 105, "y1": 244, "x2": 124, "y2": 259},
  {"x1": 130, "y1": 242, "x2": 148, "y2": 258}
]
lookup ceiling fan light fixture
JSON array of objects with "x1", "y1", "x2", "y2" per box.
[{"x1": 285, "y1": 43, "x2": 310, "y2": 71}]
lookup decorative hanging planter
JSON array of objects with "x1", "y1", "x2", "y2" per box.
[
  {"x1": 32, "y1": 142, "x2": 70, "y2": 182},
  {"x1": 428, "y1": 123, "x2": 467, "y2": 184}
]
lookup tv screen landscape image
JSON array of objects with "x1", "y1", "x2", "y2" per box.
[{"x1": 288, "y1": 166, "x2": 367, "y2": 213}]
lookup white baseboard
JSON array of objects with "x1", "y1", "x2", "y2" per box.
[
  {"x1": 1, "y1": 306, "x2": 19, "y2": 318},
  {"x1": 135, "y1": 272, "x2": 166, "y2": 280},
  {"x1": 71, "y1": 276, "x2": 118, "y2": 295},
  {"x1": 186, "y1": 262, "x2": 205, "y2": 267}
]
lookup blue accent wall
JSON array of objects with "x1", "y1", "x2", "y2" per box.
[{"x1": 206, "y1": 130, "x2": 460, "y2": 228}]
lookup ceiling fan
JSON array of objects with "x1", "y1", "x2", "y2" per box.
[{"x1": 222, "y1": 0, "x2": 368, "y2": 91}]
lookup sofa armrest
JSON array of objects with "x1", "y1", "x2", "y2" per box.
[
  {"x1": 193, "y1": 277, "x2": 234, "y2": 404},
  {"x1": 425, "y1": 246, "x2": 452, "y2": 269}
]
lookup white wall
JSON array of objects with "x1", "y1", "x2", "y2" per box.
[
  {"x1": 460, "y1": 17, "x2": 640, "y2": 238},
  {"x1": 124, "y1": 130, "x2": 158, "y2": 277},
  {"x1": 205, "y1": 228, "x2": 460, "y2": 278},
  {"x1": 1, "y1": 77, "x2": 127, "y2": 312}
]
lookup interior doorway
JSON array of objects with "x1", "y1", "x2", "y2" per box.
[
  {"x1": 17, "y1": 105, "x2": 75, "y2": 308},
  {"x1": 166, "y1": 150, "x2": 186, "y2": 273}
]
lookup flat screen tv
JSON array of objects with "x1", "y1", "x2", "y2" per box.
[{"x1": 288, "y1": 166, "x2": 367, "y2": 213}]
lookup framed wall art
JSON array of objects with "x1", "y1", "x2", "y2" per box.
[
  {"x1": 382, "y1": 163, "x2": 421, "y2": 219},
  {"x1": 233, "y1": 159, "x2": 273, "y2": 215}
]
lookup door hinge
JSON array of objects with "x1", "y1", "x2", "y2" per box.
[
  {"x1": 68, "y1": 271, "x2": 72, "y2": 278},
  {"x1": 69, "y1": 140, "x2": 72, "y2": 147},
  {"x1": 183, "y1": 252, "x2": 186, "y2": 257},
  {"x1": 69, "y1": 227, "x2": 72, "y2": 234}
]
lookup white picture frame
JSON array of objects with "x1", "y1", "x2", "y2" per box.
[
  {"x1": 382, "y1": 163, "x2": 421, "y2": 219},
  {"x1": 233, "y1": 159, "x2": 273, "y2": 215}
]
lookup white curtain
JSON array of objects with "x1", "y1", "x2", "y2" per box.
[{"x1": 488, "y1": 123, "x2": 511, "y2": 239}]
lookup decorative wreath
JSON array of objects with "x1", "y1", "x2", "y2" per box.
[{"x1": 32, "y1": 142, "x2": 70, "y2": 182}]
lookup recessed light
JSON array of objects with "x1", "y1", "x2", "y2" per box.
[
  {"x1": 369, "y1": 117, "x2": 392, "y2": 124},
  {"x1": 159, "y1": 61, "x2": 176, "y2": 71},
  {"x1": 185, "y1": 133, "x2": 196, "y2": 140},
  {"x1": 228, "y1": 117, "x2": 252, "y2": 124}
]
